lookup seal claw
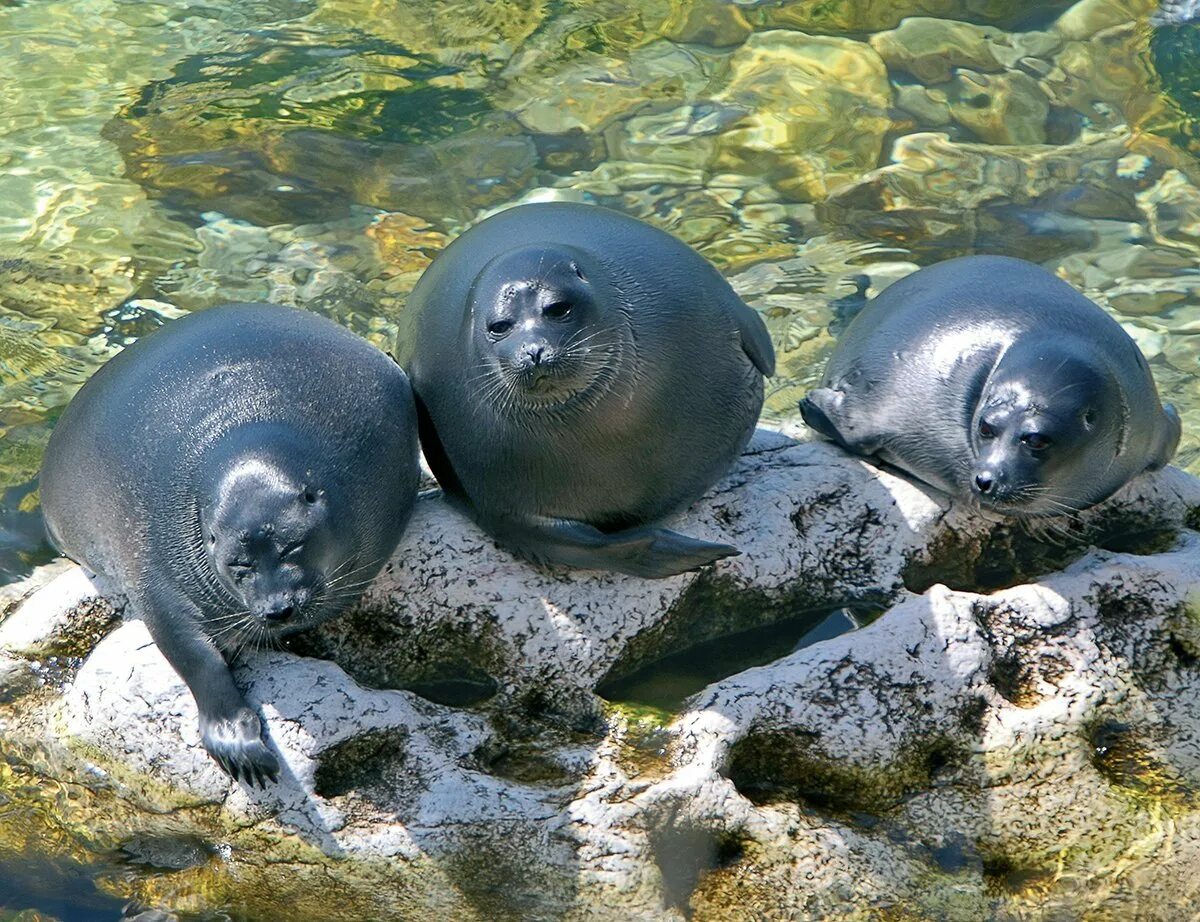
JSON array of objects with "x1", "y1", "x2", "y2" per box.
[{"x1": 202, "y1": 709, "x2": 280, "y2": 787}]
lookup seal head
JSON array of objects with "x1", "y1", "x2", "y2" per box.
[
  {"x1": 970, "y1": 343, "x2": 1124, "y2": 515},
  {"x1": 468, "y1": 244, "x2": 625, "y2": 408},
  {"x1": 204, "y1": 452, "x2": 343, "y2": 630}
]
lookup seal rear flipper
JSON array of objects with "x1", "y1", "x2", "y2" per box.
[
  {"x1": 134, "y1": 585, "x2": 280, "y2": 787},
  {"x1": 731, "y1": 299, "x2": 776, "y2": 377},
  {"x1": 799, "y1": 388, "x2": 884, "y2": 455},
  {"x1": 487, "y1": 514, "x2": 738, "y2": 579}
]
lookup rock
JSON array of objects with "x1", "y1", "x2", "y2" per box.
[
  {"x1": 743, "y1": 0, "x2": 1076, "y2": 35},
  {"x1": 869, "y1": 17, "x2": 1006, "y2": 84},
  {"x1": 946, "y1": 68, "x2": 1050, "y2": 145},
  {"x1": 0, "y1": 566, "x2": 119, "y2": 658},
  {"x1": 495, "y1": 40, "x2": 713, "y2": 135},
  {"x1": 1055, "y1": 0, "x2": 1157, "y2": 39},
  {"x1": 712, "y1": 31, "x2": 892, "y2": 202},
  {"x1": 3, "y1": 430, "x2": 1199, "y2": 917},
  {"x1": 310, "y1": 0, "x2": 547, "y2": 65},
  {"x1": 659, "y1": 1, "x2": 752, "y2": 47},
  {"x1": 818, "y1": 129, "x2": 1140, "y2": 254}
]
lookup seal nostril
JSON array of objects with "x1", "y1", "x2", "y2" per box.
[
  {"x1": 266, "y1": 605, "x2": 294, "y2": 622},
  {"x1": 975, "y1": 475, "x2": 994, "y2": 494}
]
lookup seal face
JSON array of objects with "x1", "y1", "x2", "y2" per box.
[
  {"x1": 400, "y1": 202, "x2": 775, "y2": 578},
  {"x1": 40, "y1": 305, "x2": 420, "y2": 784},
  {"x1": 800, "y1": 255, "x2": 1181, "y2": 516}
]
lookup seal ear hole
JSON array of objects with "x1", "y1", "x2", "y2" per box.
[{"x1": 303, "y1": 490, "x2": 317, "y2": 505}]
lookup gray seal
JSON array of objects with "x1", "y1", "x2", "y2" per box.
[
  {"x1": 40, "y1": 304, "x2": 420, "y2": 785},
  {"x1": 800, "y1": 255, "x2": 1181, "y2": 516},
  {"x1": 401, "y1": 202, "x2": 775, "y2": 578}
]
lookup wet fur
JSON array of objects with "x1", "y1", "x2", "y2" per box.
[
  {"x1": 801, "y1": 255, "x2": 1180, "y2": 516},
  {"x1": 399, "y1": 202, "x2": 774, "y2": 578},
  {"x1": 40, "y1": 305, "x2": 419, "y2": 784}
]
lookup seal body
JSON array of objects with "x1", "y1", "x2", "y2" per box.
[
  {"x1": 40, "y1": 305, "x2": 420, "y2": 784},
  {"x1": 400, "y1": 202, "x2": 774, "y2": 578},
  {"x1": 800, "y1": 255, "x2": 1180, "y2": 516}
]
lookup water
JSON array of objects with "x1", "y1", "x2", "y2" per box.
[
  {"x1": 2, "y1": 0, "x2": 1200, "y2": 917},
  {"x1": 597, "y1": 607, "x2": 865, "y2": 713}
]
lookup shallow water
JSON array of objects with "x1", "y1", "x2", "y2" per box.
[{"x1": 2, "y1": 0, "x2": 1200, "y2": 917}]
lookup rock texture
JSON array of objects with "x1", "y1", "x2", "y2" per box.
[{"x1": 2, "y1": 429, "x2": 1200, "y2": 918}]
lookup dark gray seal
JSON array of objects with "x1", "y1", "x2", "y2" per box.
[
  {"x1": 800, "y1": 255, "x2": 1181, "y2": 516},
  {"x1": 400, "y1": 202, "x2": 775, "y2": 578},
  {"x1": 40, "y1": 304, "x2": 420, "y2": 785}
]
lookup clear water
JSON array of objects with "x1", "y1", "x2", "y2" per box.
[{"x1": 1, "y1": 0, "x2": 1200, "y2": 917}]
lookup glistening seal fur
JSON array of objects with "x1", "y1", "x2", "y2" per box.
[
  {"x1": 40, "y1": 304, "x2": 420, "y2": 785},
  {"x1": 800, "y1": 255, "x2": 1180, "y2": 516},
  {"x1": 401, "y1": 202, "x2": 775, "y2": 578}
]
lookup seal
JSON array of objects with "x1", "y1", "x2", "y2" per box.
[
  {"x1": 39, "y1": 304, "x2": 420, "y2": 785},
  {"x1": 800, "y1": 255, "x2": 1181, "y2": 516},
  {"x1": 400, "y1": 202, "x2": 775, "y2": 578}
]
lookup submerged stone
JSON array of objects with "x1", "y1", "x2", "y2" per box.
[
  {"x1": 869, "y1": 17, "x2": 1007, "y2": 84},
  {"x1": 713, "y1": 31, "x2": 892, "y2": 202}
]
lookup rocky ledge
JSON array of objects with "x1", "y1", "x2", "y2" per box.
[{"x1": 1, "y1": 428, "x2": 1199, "y2": 919}]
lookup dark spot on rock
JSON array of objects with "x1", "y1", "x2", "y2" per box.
[
  {"x1": 905, "y1": 522, "x2": 1087, "y2": 594},
  {"x1": 958, "y1": 695, "x2": 989, "y2": 734},
  {"x1": 980, "y1": 850, "x2": 1054, "y2": 896},
  {"x1": 1087, "y1": 719, "x2": 1196, "y2": 809},
  {"x1": 1096, "y1": 527, "x2": 1179, "y2": 557},
  {"x1": 1169, "y1": 634, "x2": 1198, "y2": 666},
  {"x1": 469, "y1": 739, "x2": 578, "y2": 787},
  {"x1": 726, "y1": 730, "x2": 965, "y2": 816},
  {"x1": 988, "y1": 652, "x2": 1039, "y2": 708},
  {"x1": 313, "y1": 727, "x2": 407, "y2": 800}
]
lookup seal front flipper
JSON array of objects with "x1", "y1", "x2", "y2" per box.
[
  {"x1": 134, "y1": 584, "x2": 280, "y2": 787},
  {"x1": 488, "y1": 514, "x2": 738, "y2": 579},
  {"x1": 730, "y1": 297, "x2": 775, "y2": 377},
  {"x1": 1146, "y1": 404, "x2": 1182, "y2": 472}
]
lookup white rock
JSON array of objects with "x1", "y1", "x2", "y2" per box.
[{"x1": 3, "y1": 431, "x2": 1199, "y2": 917}]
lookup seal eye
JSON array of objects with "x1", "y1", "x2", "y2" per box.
[
  {"x1": 978, "y1": 420, "x2": 997, "y2": 439},
  {"x1": 1082, "y1": 409, "x2": 1097, "y2": 429},
  {"x1": 572, "y1": 263, "x2": 587, "y2": 282},
  {"x1": 543, "y1": 301, "x2": 572, "y2": 320},
  {"x1": 1021, "y1": 433, "x2": 1051, "y2": 452},
  {"x1": 488, "y1": 319, "x2": 514, "y2": 337}
]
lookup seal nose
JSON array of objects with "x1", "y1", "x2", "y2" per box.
[
  {"x1": 974, "y1": 473, "x2": 994, "y2": 495},
  {"x1": 265, "y1": 605, "x2": 294, "y2": 623},
  {"x1": 525, "y1": 344, "x2": 545, "y2": 366}
]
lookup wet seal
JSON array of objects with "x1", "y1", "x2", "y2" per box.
[
  {"x1": 801, "y1": 255, "x2": 1180, "y2": 516},
  {"x1": 40, "y1": 304, "x2": 420, "y2": 785},
  {"x1": 401, "y1": 202, "x2": 775, "y2": 578}
]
